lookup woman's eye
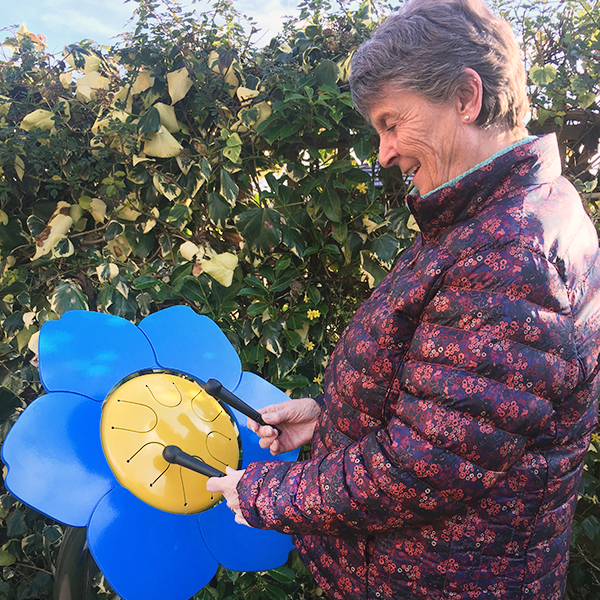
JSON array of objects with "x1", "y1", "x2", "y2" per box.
[{"x1": 386, "y1": 124, "x2": 396, "y2": 132}]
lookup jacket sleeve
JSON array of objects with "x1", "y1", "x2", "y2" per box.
[{"x1": 238, "y1": 242, "x2": 581, "y2": 535}]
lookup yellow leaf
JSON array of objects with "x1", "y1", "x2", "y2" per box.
[
  {"x1": 107, "y1": 234, "x2": 132, "y2": 260},
  {"x1": 200, "y1": 252, "x2": 238, "y2": 287},
  {"x1": 14, "y1": 156, "x2": 25, "y2": 181},
  {"x1": 91, "y1": 109, "x2": 129, "y2": 135},
  {"x1": 114, "y1": 202, "x2": 141, "y2": 221},
  {"x1": 90, "y1": 198, "x2": 107, "y2": 223},
  {"x1": 28, "y1": 330, "x2": 40, "y2": 355},
  {"x1": 294, "y1": 321, "x2": 310, "y2": 343},
  {"x1": 69, "y1": 204, "x2": 84, "y2": 223},
  {"x1": 0, "y1": 95, "x2": 12, "y2": 116},
  {"x1": 108, "y1": 86, "x2": 132, "y2": 113},
  {"x1": 0, "y1": 209, "x2": 8, "y2": 226},
  {"x1": 236, "y1": 86, "x2": 260, "y2": 104},
  {"x1": 96, "y1": 263, "x2": 119, "y2": 283},
  {"x1": 224, "y1": 69, "x2": 239, "y2": 97},
  {"x1": 231, "y1": 120, "x2": 249, "y2": 134},
  {"x1": 167, "y1": 67, "x2": 193, "y2": 104},
  {"x1": 56, "y1": 98, "x2": 71, "y2": 119},
  {"x1": 363, "y1": 216, "x2": 383, "y2": 234},
  {"x1": 143, "y1": 218, "x2": 157, "y2": 234},
  {"x1": 17, "y1": 24, "x2": 46, "y2": 49},
  {"x1": 153, "y1": 173, "x2": 180, "y2": 201},
  {"x1": 76, "y1": 71, "x2": 110, "y2": 101},
  {"x1": 23, "y1": 312, "x2": 36, "y2": 328},
  {"x1": 180, "y1": 241, "x2": 200, "y2": 261},
  {"x1": 407, "y1": 214, "x2": 420, "y2": 232},
  {"x1": 154, "y1": 102, "x2": 179, "y2": 133},
  {"x1": 142, "y1": 89, "x2": 162, "y2": 110},
  {"x1": 64, "y1": 48, "x2": 101, "y2": 73},
  {"x1": 254, "y1": 101, "x2": 272, "y2": 126},
  {"x1": 132, "y1": 71, "x2": 155, "y2": 95},
  {"x1": 208, "y1": 51, "x2": 221, "y2": 73},
  {"x1": 176, "y1": 154, "x2": 194, "y2": 175},
  {"x1": 133, "y1": 155, "x2": 153, "y2": 166},
  {"x1": 59, "y1": 72, "x2": 72, "y2": 88},
  {"x1": 73, "y1": 217, "x2": 87, "y2": 232},
  {"x1": 76, "y1": 85, "x2": 93, "y2": 103},
  {"x1": 32, "y1": 213, "x2": 74, "y2": 260},
  {"x1": 143, "y1": 126, "x2": 183, "y2": 158},
  {"x1": 20, "y1": 109, "x2": 54, "y2": 131}
]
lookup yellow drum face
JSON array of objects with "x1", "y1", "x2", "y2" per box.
[{"x1": 101, "y1": 372, "x2": 240, "y2": 514}]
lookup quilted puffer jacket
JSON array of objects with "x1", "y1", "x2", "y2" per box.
[{"x1": 238, "y1": 134, "x2": 600, "y2": 600}]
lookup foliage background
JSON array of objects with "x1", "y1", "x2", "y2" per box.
[{"x1": 0, "y1": 0, "x2": 598, "y2": 598}]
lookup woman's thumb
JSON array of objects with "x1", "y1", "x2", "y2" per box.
[{"x1": 261, "y1": 409, "x2": 283, "y2": 425}]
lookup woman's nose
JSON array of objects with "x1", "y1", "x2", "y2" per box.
[{"x1": 378, "y1": 136, "x2": 397, "y2": 168}]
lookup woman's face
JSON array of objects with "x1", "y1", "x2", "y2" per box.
[{"x1": 370, "y1": 88, "x2": 468, "y2": 196}]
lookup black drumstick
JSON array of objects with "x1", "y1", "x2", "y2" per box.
[
  {"x1": 204, "y1": 378, "x2": 282, "y2": 436},
  {"x1": 162, "y1": 445, "x2": 225, "y2": 477}
]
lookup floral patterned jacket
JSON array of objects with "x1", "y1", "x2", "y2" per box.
[{"x1": 238, "y1": 135, "x2": 600, "y2": 600}]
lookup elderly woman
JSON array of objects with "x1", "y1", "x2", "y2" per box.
[{"x1": 207, "y1": 0, "x2": 600, "y2": 598}]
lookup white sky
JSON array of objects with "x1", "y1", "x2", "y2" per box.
[{"x1": 0, "y1": 0, "x2": 300, "y2": 54}]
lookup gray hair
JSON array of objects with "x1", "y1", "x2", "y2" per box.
[{"x1": 349, "y1": 0, "x2": 529, "y2": 134}]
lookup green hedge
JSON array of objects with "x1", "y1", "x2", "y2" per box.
[{"x1": 0, "y1": 0, "x2": 598, "y2": 598}]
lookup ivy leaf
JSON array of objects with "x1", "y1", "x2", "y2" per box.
[
  {"x1": 105, "y1": 220, "x2": 125, "y2": 241},
  {"x1": 247, "y1": 301, "x2": 269, "y2": 316},
  {"x1": 136, "y1": 291, "x2": 153, "y2": 317},
  {"x1": 220, "y1": 170, "x2": 239, "y2": 205},
  {"x1": 137, "y1": 106, "x2": 162, "y2": 135},
  {"x1": 207, "y1": 192, "x2": 230, "y2": 226},
  {"x1": 6, "y1": 508, "x2": 27, "y2": 538},
  {"x1": 235, "y1": 207, "x2": 282, "y2": 254},
  {"x1": 0, "y1": 549, "x2": 15, "y2": 567},
  {"x1": 133, "y1": 276, "x2": 158, "y2": 290},
  {"x1": 268, "y1": 566, "x2": 296, "y2": 583},
  {"x1": 42, "y1": 524, "x2": 62, "y2": 547},
  {"x1": 0, "y1": 387, "x2": 25, "y2": 433},
  {"x1": 200, "y1": 253, "x2": 238, "y2": 287},
  {"x1": 178, "y1": 276, "x2": 211, "y2": 305},
  {"x1": 578, "y1": 91, "x2": 596, "y2": 110},
  {"x1": 21, "y1": 533, "x2": 44, "y2": 557},
  {"x1": 261, "y1": 318, "x2": 284, "y2": 356},
  {"x1": 166, "y1": 204, "x2": 191, "y2": 227},
  {"x1": 582, "y1": 515, "x2": 600, "y2": 545},
  {"x1": 50, "y1": 282, "x2": 89, "y2": 315},
  {"x1": 360, "y1": 250, "x2": 387, "y2": 288},
  {"x1": 282, "y1": 227, "x2": 307, "y2": 258},
  {"x1": 262, "y1": 583, "x2": 288, "y2": 600},
  {"x1": 319, "y1": 185, "x2": 342, "y2": 223},
  {"x1": 372, "y1": 233, "x2": 402, "y2": 266},
  {"x1": 353, "y1": 136, "x2": 371, "y2": 162},
  {"x1": 16, "y1": 571, "x2": 53, "y2": 600},
  {"x1": 167, "y1": 67, "x2": 193, "y2": 104},
  {"x1": 529, "y1": 65, "x2": 557, "y2": 86},
  {"x1": 0, "y1": 216, "x2": 28, "y2": 251}
]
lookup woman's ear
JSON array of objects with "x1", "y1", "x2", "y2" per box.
[{"x1": 456, "y1": 68, "x2": 483, "y2": 122}]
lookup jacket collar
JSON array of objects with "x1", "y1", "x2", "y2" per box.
[{"x1": 406, "y1": 134, "x2": 562, "y2": 242}]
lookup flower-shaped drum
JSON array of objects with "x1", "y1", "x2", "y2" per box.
[{"x1": 2, "y1": 306, "x2": 298, "y2": 600}]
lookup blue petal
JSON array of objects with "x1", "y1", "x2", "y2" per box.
[
  {"x1": 139, "y1": 306, "x2": 241, "y2": 391},
  {"x1": 232, "y1": 371, "x2": 299, "y2": 466},
  {"x1": 1, "y1": 392, "x2": 116, "y2": 527},
  {"x1": 39, "y1": 311, "x2": 158, "y2": 401},
  {"x1": 198, "y1": 501, "x2": 294, "y2": 572},
  {"x1": 88, "y1": 486, "x2": 218, "y2": 600}
]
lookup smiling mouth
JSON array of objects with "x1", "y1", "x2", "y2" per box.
[{"x1": 404, "y1": 164, "x2": 420, "y2": 178}]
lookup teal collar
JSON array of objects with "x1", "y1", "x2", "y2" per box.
[{"x1": 420, "y1": 136, "x2": 537, "y2": 199}]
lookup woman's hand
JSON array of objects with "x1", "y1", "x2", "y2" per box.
[
  {"x1": 249, "y1": 398, "x2": 320, "y2": 455},
  {"x1": 206, "y1": 466, "x2": 249, "y2": 526}
]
